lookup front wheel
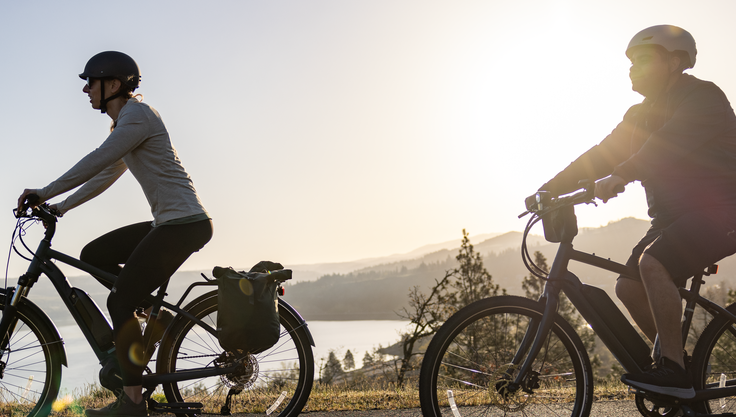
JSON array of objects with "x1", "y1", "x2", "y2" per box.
[
  {"x1": 0, "y1": 299, "x2": 63, "y2": 417},
  {"x1": 690, "y1": 302, "x2": 736, "y2": 414},
  {"x1": 419, "y1": 295, "x2": 594, "y2": 417},
  {"x1": 157, "y1": 294, "x2": 314, "y2": 417}
]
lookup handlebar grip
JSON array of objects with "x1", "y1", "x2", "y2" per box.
[
  {"x1": 14, "y1": 193, "x2": 41, "y2": 218},
  {"x1": 24, "y1": 193, "x2": 41, "y2": 208}
]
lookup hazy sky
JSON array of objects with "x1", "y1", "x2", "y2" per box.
[{"x1": 3, "y1": 1, "x2": 736, "y2": 279}]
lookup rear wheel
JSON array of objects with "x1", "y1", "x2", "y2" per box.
[
  {"x1": 0, "y1": 301, "x2": 63, "y2": 417},
  {"x1": 419, "y1": 295, "x2": 593, "y2": 417},
  {"x1": 690, "y1": 302, "x2": 736, "y2": 414},
  {"x1": 157, "y1": 294, "x2": 314, "y2": 416}
]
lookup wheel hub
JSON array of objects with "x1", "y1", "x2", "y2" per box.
[
  {"x1": 489, "y1": 364, "x2": 531, "y2": 412},
  {"x1": 217, "y1": 352, "x2": 259, "y2": 389}
]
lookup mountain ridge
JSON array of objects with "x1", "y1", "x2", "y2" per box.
[{"x1": 19, "y1": 217, "x2": 736, "y2": 325}]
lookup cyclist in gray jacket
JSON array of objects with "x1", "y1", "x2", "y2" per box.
[
  {"x1": 540, "y1": 25, "x2": 736, "y2": 398},
  {"x1": 18, "y1": 51, "x2": 212, "y2": 417}
]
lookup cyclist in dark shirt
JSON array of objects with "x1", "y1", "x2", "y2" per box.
[{"x1": 540, "y1": 25, "x2": 736, "y2": 398}]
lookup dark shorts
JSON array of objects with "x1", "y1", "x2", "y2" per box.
[{"x1": 619, "y1": 208, "x2": 736, "y2": 287}]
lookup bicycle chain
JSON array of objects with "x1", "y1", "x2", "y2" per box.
[{"x1": 148, "y1": 353, "x2": 220, "y2": 363}]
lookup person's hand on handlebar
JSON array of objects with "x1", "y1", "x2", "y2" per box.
[
  {"x1": 17, "y1": 189, "x2": 42, "y2": 212},
  {"x1": 595, "y1": 175, "x2": 626, "y2": 203}
]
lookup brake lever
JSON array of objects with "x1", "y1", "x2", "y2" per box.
[{"x1": 13, "y1": 207, "x2": 29, "y2": 219}]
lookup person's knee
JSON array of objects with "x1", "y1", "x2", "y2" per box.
[
  {"x1": 616, "y1": 278, "x2": 642, "y2": 306},
  {"x1": 79, "y1": 243, "x2": 97, "y2": 265},
  {"x1": 638, "y1": 253, "x2": 678, "y2": 288},
  {"x1": 107, "y1": 292, "x2": 137, "y2": 330},
  {"x1": 638, "y1": 253, "x2": 659, "y2": 276}
]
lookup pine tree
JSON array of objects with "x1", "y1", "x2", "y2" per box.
[
  {"x1": 362, "y1": 351, "x2": 373, "y2": 369},
  {"x1": 395, "y1": 229, "x2": 505, "y2": 387},
  {"x1": 321, "y1": 350, "x2": 344, "y2": 384},
  {"x1": 521, "y1": 251, "x2": 547, "y2": 300},
  {"x1": 444, "y1": 229, "x2": 502, "y2": 311},
  {"x1": 343, "y1": 349, "x2": 355, "y2": 371}
]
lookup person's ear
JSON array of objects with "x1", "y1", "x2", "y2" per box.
[
  {"x1": 107, "y1": 78, "x2": 123, "y2": 95},
  {"x1": 669, "y1": 55, "x2": 682, "y2": 74}
]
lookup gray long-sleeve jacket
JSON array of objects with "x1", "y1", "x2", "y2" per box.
[
  {"x1": 38, "y1": 98, "x2": 208, "y2": 226},
  {"x1": 541, "y1": 74, "x2": 736, "y2": 226}
]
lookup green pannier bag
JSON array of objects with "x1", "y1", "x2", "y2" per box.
[{"x1": 213, "y1": 261, "x2": 292, "y2": 354}]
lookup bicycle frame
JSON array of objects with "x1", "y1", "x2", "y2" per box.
[
  {"x1": 514, "y1": 200, "x2": 736, "y2": 403},
  {"x1": 0, "y1": 213, "x2": 240, "y2": 388}
]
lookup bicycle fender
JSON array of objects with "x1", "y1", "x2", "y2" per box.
[
  {"x1": 279, "y1": 298, "x2": 315, "y2": 347},
  {"x1": 0, "y1": 288, "x2": 68, "y2": 367}
]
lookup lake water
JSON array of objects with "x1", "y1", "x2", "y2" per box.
[{"x1": 57, "y1": 320, "x2": 411, "y2": 394}]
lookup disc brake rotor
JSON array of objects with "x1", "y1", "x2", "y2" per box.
[{"x1": 488, "y1": 363, "x2": 531, "y2": 412}]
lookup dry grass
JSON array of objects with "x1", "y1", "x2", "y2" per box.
[
  {"x1": 3, "y1": 379, "x2": 632, "y2": 416},
  {"x1": 592, "y1": 379, "x2": 635, "y2": 402}
]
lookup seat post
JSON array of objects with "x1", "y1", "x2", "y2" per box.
[
  {"x1": 150, "y1": 280, "x2": 170, "y2": 316},
  {"x1": 681, "y1": 271, "x2": 706, "y2": 349}
]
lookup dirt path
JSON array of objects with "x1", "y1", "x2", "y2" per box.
[{"x1": 297, "y1": 400, "x2": 640, "y2": 416}]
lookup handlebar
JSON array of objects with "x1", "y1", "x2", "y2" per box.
[
  {"x1": 519, "y1": 182, "x2": 625, "y2": 218},
  {"x1": 13, "y1": 194, "x2": 60, "y2": 242},
  {"x1": 14, "y1": 194, "x2": 60, "y2": 222},
  {"x1": 519, "y1": 181, "x2": 625, "y2": 279},
  {"x1": 519, "y1": 187, "x2": 595, "y2": 219}
]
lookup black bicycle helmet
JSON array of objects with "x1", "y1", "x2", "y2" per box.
[{"x1": 80, "y1": 51, "x2": 141, "y2": 113}]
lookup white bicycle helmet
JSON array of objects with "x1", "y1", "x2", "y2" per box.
[{"x1": 626, "y1": 25, "x2": 697, "y2": 69}]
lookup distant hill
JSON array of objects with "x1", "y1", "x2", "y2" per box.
[
  {"x1": 283, "y1": 217, "x2": 736, "y2": 320},
  {"x1": 284, "y1": 218, "x2": 656, "y2": 320},
  {"x1": 284, "y1": 232, "x2": 503, "y2": 282},
  {"x1": 16, "y1": 217, "x2": 736, "y2": 326}
]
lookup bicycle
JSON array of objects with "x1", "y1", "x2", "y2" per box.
[
  {"x1": 419, "y1": 183, "x2": 736, "y2": 417},
  {"x1": 1, "y1": 201, "x2": 315, "y2": 417}
]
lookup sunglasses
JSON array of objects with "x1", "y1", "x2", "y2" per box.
[{"x1": 86, "y1": 77, "x2": 97, "y2": 88}]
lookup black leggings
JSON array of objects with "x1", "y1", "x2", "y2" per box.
[{"x1": 81, "y1": 219, "x2": 213, "y2": 386}]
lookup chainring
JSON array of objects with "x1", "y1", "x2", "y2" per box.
[{"x1": 634, "y1": 393, "x2": 682, "y2": 417}]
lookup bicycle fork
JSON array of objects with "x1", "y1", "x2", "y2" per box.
[
  {"x1": 503, "y1": 241, "x2": 574, "y2": 393},
  {"x1": 501, "y1": 291, "x2": 560, "y2": 394},
  {"x1": 0, "y1": 273, "x2": 38, "y2": 352},
  {"x1": 0, "y1": 287, "x2": 21, "y2": 356}
]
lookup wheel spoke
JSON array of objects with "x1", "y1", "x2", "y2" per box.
[
  {"x1": 0, "y1": 306, "x2": 61, "y2": 416},
  {"x1": 157, "y1": 294, "x2": 313, "y2": 416},
  {"x1": 419, "y1": 296, "x2": 593, "y2": 417}
]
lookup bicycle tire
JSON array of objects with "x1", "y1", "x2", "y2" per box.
[
  {"x1": 157, "y1": 293, "x2": 314, "y2": 417},
  {"x1": 690, "y1": 301, "x2": 736, "y2": 414},
  {"x1": 419, "y1": 295, "x2": 593, "y2": 417},
  {"x1": 0, "y1": 299, "x2": 63, "y2": 417}
]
